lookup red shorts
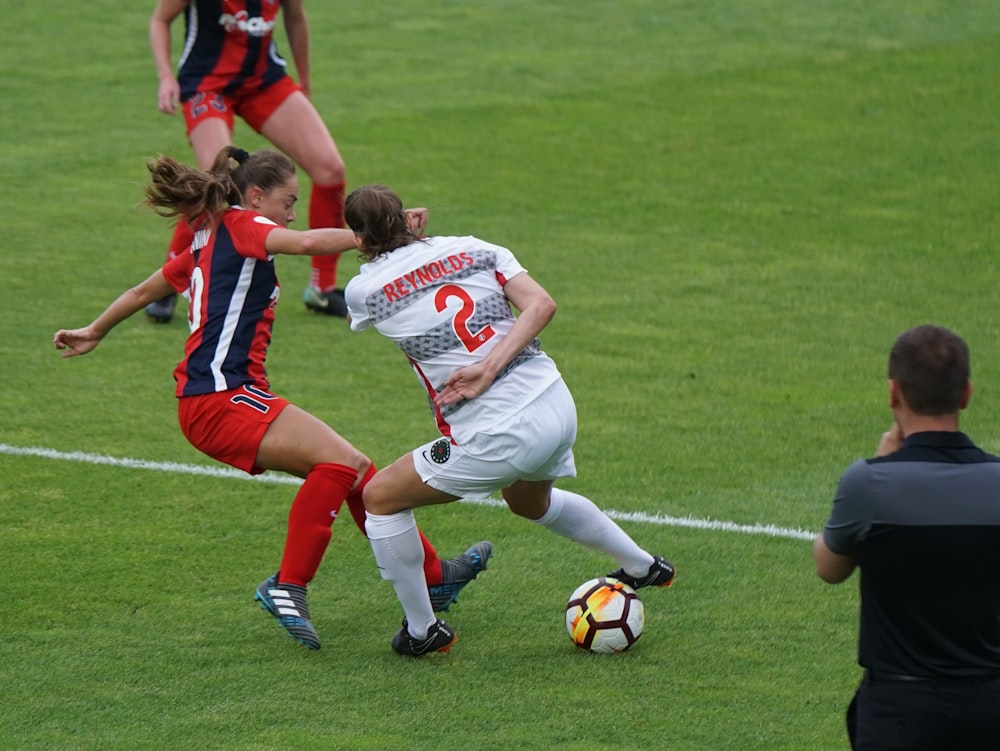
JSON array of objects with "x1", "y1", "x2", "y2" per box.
[
  {"x1": 182, "y1": 76, "x2": 300, "y2": 136},
  {"x1": 177, "y1": 385, "x2": 290, "y2": 475}
]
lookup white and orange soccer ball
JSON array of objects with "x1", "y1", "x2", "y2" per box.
[{"x1": 565, "y1": 577, "x2": 644, "y2": 653}]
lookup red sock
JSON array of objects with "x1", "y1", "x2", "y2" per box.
[
  {"x1": 167, "y1": 222, "x2": 195, "y2": 263},
  {"x1": 278, "y1": 462, "x2": 358, "y2": 586},
  {"x1": 309, "y1": 182, "x2": 345, "y2": 291},
  {"x1": 344, "y1": 463, "x2": 444, "y2": 585},
  {"x1": 420, "y1": 528, "x2": 443, "y2": 585},
  {"x1": 343, "y1": 462, "x2": 376, "y2": 534}
]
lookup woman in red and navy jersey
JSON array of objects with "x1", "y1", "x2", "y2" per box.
[
  {"x1": 54, "y1": 147, "x2": 491, "y2": 650},
  {"x1": 146, "y1": 0, "x2": 349, "y2": 323}
]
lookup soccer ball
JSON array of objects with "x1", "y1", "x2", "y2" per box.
[{"x1": 565, "y1": 577, "x2": 644, "y2": 653}]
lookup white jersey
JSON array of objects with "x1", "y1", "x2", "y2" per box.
[{"x1": 345, "y1": 235, "x2": 562, "y2": 444}]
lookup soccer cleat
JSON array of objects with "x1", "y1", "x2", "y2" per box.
[
  {"x1": 607, "y1": 556, "x2": 676, "y2": 590},
  {"x1": 254, "y1": 574, "x2": 321, "y2": 650},
  {"x1": 429, "y1": 541, "x2": 493, "y2": 612},
  {"x1": 145, "y1": 293, "x2": 177, "y2": 323},
  {"x1": 303, "y1": 285, "x2": 347, "y2": 317},
  {"x1": 391, "y1": 618, "x2": 456, "y2": 657}
]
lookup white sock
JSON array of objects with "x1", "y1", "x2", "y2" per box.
[
  {"x1": 534, "y1": 488, "x2": 654, "y2": 577},
  {"x1": 364, "y1": 510, "x2": 436, "y2": 639}
]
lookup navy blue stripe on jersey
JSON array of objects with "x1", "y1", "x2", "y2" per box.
[
  {"x1": 228, "y1": 0, "x2": 264, "y2": 94},
  {"x1": 181, "y1": 221, "x2": 275, "y2": 396},
  {"x1": 179, "y1": 1, "x2": 224, "y2": 99},
  {"x1": 177, "y1": 0, "x2": 287, "y2": 100}
]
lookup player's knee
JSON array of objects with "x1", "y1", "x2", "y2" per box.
[
  {"x1": 342, "y1": 449, "x2": 369, "y2": 476},
  {"x1": 307, "y1": 156, "x2": 345, "y2": 187},
  {"x1": 506, "y1": 500, "x2": 548, "y2": 521},
  {"x1": 361, "y1": 475, "x2": 395, "y2": 514}
]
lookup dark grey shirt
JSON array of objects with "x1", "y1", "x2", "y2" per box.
[{"x1": 823, "y1": 431, "x2": 1000, "y2": 677}]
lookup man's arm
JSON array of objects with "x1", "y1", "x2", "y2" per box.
[{"x1": 813, "y1": 533, "x2": 858, "y2": 584}]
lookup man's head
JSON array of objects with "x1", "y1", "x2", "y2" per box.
[{"x1": 888, "y1": 324, "x2": 971, "y2": 416}]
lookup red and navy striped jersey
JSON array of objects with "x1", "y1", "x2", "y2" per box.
[
  {"x1": 176, "y1": 0, "x2": 288, "y2": 100},
  {"x1": 162, "y1": 207, "x2": 281, "y2": 397}
]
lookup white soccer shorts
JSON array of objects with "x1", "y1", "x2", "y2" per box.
[{"x1": 412, "y1": 379, "x2": 578, "y2": 499}]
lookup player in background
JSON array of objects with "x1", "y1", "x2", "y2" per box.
[
  {"x1": 145, "y1": 0, "x2": 349, "y2": 322},
  {"x1": 342, "y1": 184, "x2": 675, "y2": 656},
  {"x1": 54, "y1": 149, "x2": 491, "y2": 650}
]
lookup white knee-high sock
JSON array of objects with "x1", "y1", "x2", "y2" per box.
[
  {"x1": 534, "y1": 488, "x2": 654, "y2": 577},
  {"x1": 364, "y1": 510, "x2": 436, "y2": 639}
]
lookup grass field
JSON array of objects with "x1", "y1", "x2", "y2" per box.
[{"x1": 2, "y1": 1, "x2": 999, "y2": 749}]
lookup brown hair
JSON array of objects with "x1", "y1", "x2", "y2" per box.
[
  {"x1": 888, "y1": 324, "x2": 970, "y2": 415},
  {"x1": 344, "y1": 184, "x2": 422, "y2": 261},
  {"x1": 143, "y1": 146, "x2": 295, "y2": 228}
]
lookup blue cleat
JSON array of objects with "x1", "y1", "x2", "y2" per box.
[
  {"x1": 429, "y1": 541, "x2": 493, "y2": 611},
  {"x1": 255, "y1": 574, "x2": 321, "y2": 650}
]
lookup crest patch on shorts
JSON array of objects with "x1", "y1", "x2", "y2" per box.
[{"x1": 429, "y1": 438, "x2": 451, "y2": 464}]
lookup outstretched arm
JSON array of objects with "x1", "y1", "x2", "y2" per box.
[
  {"x1": 434, "y1": 272, "x2": 556, "y2": 407},
  {"x1": 264, "y1": 226, "x2": 359, "y2": 256},
  {"x1": 265, "y1": 208, "x2": 427, "y2": 256},
  {"x1": 54, "y1": 270, "x2": 175, "y2": 357}
]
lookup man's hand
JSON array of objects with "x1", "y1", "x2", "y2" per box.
[{"x1": 877, "y1": 422, "x2": 904, "y2": 457}]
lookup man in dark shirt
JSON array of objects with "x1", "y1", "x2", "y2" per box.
[{"x1": 814, "y1": 324, "x2": 1000, "y2": 750}]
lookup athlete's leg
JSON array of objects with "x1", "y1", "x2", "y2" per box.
[
  {"x1": 277, "y1": 462, "x2": 359, "y2": 586},
  {"x1": 364, "y1": 454, "x2": 459, "y2": 639},
  {"x1": 187, "y1": 115, "x2": 234, "y2": 170},
  {"x1": 255, "y1": 403, "x2": 365, "y2": 478},
  {"x1": 253, "y1": 404, "x2": 368, "y2": 588},
  {"x1": 260, "y1": 91, "x2": 346, "y2": 298},
  {"x1": 343, "y1": 462, "x2": 445, "y2": 585},
  {"x1": 504, "y1": 480, "x2": 656, "y2": 577}
]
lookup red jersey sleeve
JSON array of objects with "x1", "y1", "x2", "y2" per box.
[
  {"x1": 225, "y1": 209, "x2": 281, "y2": 260},
  {"x1": 161, "y1": 209, "x2": 278, "y2": 293}
]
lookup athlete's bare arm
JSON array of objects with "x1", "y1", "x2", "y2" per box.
[
  {"x1": 150, "y1": 0, "x2": 187, "y2": 114},
  {"x1": 434, "y1": 273, "x2": 557, "y2": 407},
  {"x1": 282, "y1": 0, "x2": 312, "y2": 98}
]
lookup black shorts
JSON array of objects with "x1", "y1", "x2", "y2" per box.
[{"x1": 848, "y1": 671, "x2": 1000, "y2": 750}]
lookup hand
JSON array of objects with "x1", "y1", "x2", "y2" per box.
[
  {"x1": 157, "y1": 77, "x2": 181, "y2": 115},
  {"x1": 53, "y1": 327, "x2": 102, "y2": 358},
  {"x1": 404, "y1": 208, "x2": 428, "y2": 235},
  {"x1": 433, "y1": 363, "x2": 493, "y2": 407},
  {"x1": 876, "y1": 422, "x2": 904, "y2": 457}
]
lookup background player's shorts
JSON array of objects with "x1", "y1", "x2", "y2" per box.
[
  {"x1": 182, "y1": 76, "x2": 300, "y2": 136},
  {"x1": 177, "y1": 385, "x2": 290, "y2": 475},
  {"x1": 412, "y1": 379, "x2": 578, "y2": 499}
]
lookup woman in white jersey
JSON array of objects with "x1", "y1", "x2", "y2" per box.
[{"x1": 343, "y1": 184, "x2": 675, "y2": 656}]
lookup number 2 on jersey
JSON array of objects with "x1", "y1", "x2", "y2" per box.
[{"x1": 434, "y1": 284, "x2": 495, "y2": 352}]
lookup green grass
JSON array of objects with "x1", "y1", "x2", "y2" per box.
[{"x1": 3, "y1": 1, "x2": 1000, "y2": 749}]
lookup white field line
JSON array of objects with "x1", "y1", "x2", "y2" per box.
[{"x1": 0, "y1": 443, "x2": 816, "y2": 541}]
